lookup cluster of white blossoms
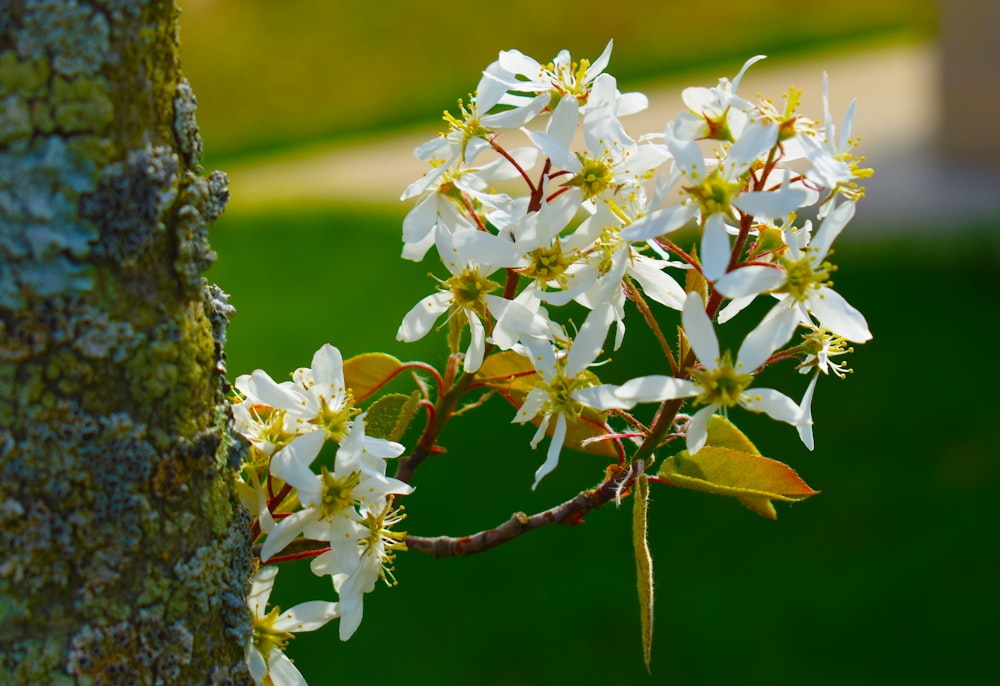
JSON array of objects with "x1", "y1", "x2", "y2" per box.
[
  {"x1": 397, "y1": 40, "x2": 872, "y2": 489},
  {"x1": 232, "y1": 344, "x2": 413, "y2": 685},
  {"x1": 230, "y1": 41, "x2": 874, "y2": 685}
]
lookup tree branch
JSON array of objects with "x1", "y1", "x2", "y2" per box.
[{"x1": 404, "y1": 467, "x2": 632, "y2": 558}]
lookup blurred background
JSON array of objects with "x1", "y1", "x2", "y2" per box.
[{"x1": 177, "y1": 1, "x2": 999, "y2": 683}]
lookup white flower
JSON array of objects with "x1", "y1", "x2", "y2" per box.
[
  {"x1": 483, "y1": 40, "x2": 647, "y2": 127},
  {"x1": 714, "y1": 199, "x2": 872, "y2": 353},
  {"x1": 237, "y1": 344, "x2": 359, "y2": 443},
  {"x1": 803, "y1": 73, "x2": 873, "y2": 216},
  {"x1": 614, "y1": 292, "x2": 806, "y2": 454},
  {"x1": 245, "y1": 565, "x2": 340, "y2": 686},
  {"x1": 259, "y1": 421, "x2": 413, "y2": 564},
  {"x1": 673, "y1": 55, "x2": 764, "y2": 141},
  {"x1": 396, "y1": 225, "x2": 521, "y2": 372},
  {"x1": 526, "y1": 93, "x2": 668, "y2": 204},
  {"x1": 310, "y1": 498, "x2": 408, "y2": 641},
  {"x1": 512, "y1": 304, "x2": 633, "y2": 488}
]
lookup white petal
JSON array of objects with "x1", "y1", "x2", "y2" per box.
[
  {"x1": 274, "y1": 601, "x2": 341, "y2": 633},
  {"x1": 245, "y1": 371, "x2": 309, "y2": 415},
  {"x1": 497, "y1": 48, "x2": 542, "y2": 78},
  {"x1": 714, "y1": 265, "x2": 786, "y2": 299},
  {"x1": 524, "y1": 129, "x2": 580, "y2": 173},
  {"x1": 521, "y1": 337, "x2": 557, "y2": 381},
  {"x1": 567, "y1": 303, "x2": 613, "y2": 376},
  {"x1": 311, "y1": 344, "x2": 345, "y2": 390},
  {"x1": 245, "y1": 644, "x2": 267, "y2": 684},
  {"x1": 532, "y1": 414, "x2": 567, "y2": 490},
  {"x1": 271, "y1": 430, "x2": 325, "y2": 472},
  {"x1": 513, "y1": 388, "x2": 548, "y2": 424},
  {"x1": 700, "y1": 214, "x2": 732, "y2": 281},
  {"x1": 682, "y1": 292, "x2": 720, "y2": 366},
  {"x1": 737, "y1": 302, "x2": 801, "y2": 371},
  {"x1": 621, "y1": 203, "x2": 697, "y2": 242},
  {"x1": 337, "y1": 571, "x2": 367, "y2": 641},
  {"x1": 733, "y1": 187, "x2": 807, "y2": 220},
  {"x1": 546, "y1": 94, "x2": 580, "y2": 149},
  {"x1": 665, "y1": 122, "x2": 705, "y2": 178},
  {"x1": 483, "y1": 92, "x2": 549, "y2": 129},
  {"x1": 740, "y1": 387, "x2": 801, "y2": 426},
  {"x1": 686, "y1": 405, "x2": 716, "y2": 454},
  {"x1": 396, "y1": 292, "x2": 452, "y2": 342},
  {"x1": 615, "y1": 375, "x2": 698, "y2": 403},
  {"x1": 464, "y1": 312, "x2": 486, "y2": 373},
  {"x1": 266, "y1": 648, "x2": 308, "y2": 686},
  {"x1": 731, "y1": 55, "x2": 766, "y2": 91},
  {"x1": 452, "y1": 230, "x2": 522, "y2": 269},
  {"x1": 726, "y1": 119, "x2": 778, "y2": 173},
  {"x1": 260, "y1": 509, "x2": 317, "y2": 562},
  {"x1": 808, "y1": 287, "x2": 872, "y2": 343},
  {"x1": 796, "y1": 372, "x2": 819, "y2": 451},
  {"x1": 810, "y1": 199, "x2": 856, "y2": 260},
  {"x1": 248, "y1": 565, "x2": 278, "y2": 618},
  {"x1": 573, "y1": 383, "x2": 632, "y2": 411},
  {"x1": 628, "y1": 256, "x2": 686, "y2": 310}
]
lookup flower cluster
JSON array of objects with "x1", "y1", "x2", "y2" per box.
[
  {"x1": 398, "y1": 40, "x2": 871, "y2": 487},
  {"x1": 233, "y1": 345, "x2": 412, "y2": 684},
  {"x1": 230, "y1": 41, "x2": 874, "y2": 684}
]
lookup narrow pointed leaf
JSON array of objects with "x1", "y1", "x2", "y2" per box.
[
  {"x1": 343, "y1": 352, "x2": 403, "y2": 402},
  {"x1": 633, "y1": 472, "x2": 654, "y2": 674}
]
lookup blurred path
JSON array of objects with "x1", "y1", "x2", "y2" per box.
[{"x1": 224, "y1": 39, "x2": 1000, "y2": 230}]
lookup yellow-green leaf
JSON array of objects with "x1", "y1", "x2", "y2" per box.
[
  {"x1": 343, "y1": 352, "x2": 403, "y2": 402},
  {"x1": 703, "y1": 414, "x2": 760, "y2": 454},
  {"x1": 364, "y1": 391, "x2": 421, "y2": 442},
  {"x1": 475, "y1": 350, "x2": 539, "y2": 395},
  {"x1": 632, "y1": 471, "x2": 654, "y2": 674},
  {"x1": 748, "y1": 226, "x2": 785, "y2": 261},
  {"x1": 685, "y1": 247, "x2": 707, "y2": 303},
  {"x1": 476, "y1": 351, "x2": 618, "y2": 459},
  {"x1": 658, "y1": 443, "x2": 818, "y2": 519}
]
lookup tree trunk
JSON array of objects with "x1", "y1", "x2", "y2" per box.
[{"x1": 0, "y1": 1, "x2": 253, "y2": 683}]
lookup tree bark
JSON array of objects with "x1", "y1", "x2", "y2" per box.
[{"x1": 0, "y1": 1, "x2": 252, "y2": 683}]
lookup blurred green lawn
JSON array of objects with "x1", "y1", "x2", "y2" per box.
[
  {"x1": 208, "y1": 207, "x2": 999, "y2": 685},
  {"x1": 179, "y1": 0, "x2": 936, "y2": 165}
]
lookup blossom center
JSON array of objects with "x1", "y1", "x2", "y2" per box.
[
  {"x1": 521, "y1": 240, "x2": 576, "y2": 287},
  {"x1": 685, "y1": 169, "x2": 742, "y2": 217},
  {"x1": 358, "y1": 502, "x2": 408, "y2": 587},
  {"x1": 779, "y1": 252, "x2": 836, "y2": 301},
  {"x1": 252, "y1": 607, "x2": 294, "y2": 660},
  {"x1": 690, "y1": 351, "x2": 754, "y2": 408},
  {"x1": 318, "y1": 466, "x2": 361, "y2": 520},
  {"x1": 312, "y1": 391, "x2": 359, "y2": 442},
  {"x1": 571, "y1": 155, "x2": 613, "y2": 199},
  {"x1": 445, "y1": 267, "x2": 500, "y2": 316}
]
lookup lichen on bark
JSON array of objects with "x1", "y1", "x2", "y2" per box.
[{"x1": 0, "y1": 1, "x2": 253, "y2": 683}]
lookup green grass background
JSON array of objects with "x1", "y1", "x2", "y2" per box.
[
  {"x1": 208, "y1": 208, "x2": 999, "y2": 685},
  {"x1": 181, "y1": 1, "x2": 999, "y2": 683}
]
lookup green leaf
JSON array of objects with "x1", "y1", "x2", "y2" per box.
[
  {"x1": 657, "y1": 417, "x2": 818, "y2": 519},
  {"x1": 476, "y1": 351, "x2": 618, "y2": 459},
  {"x1": 343, "y1": 352, "x2": 403, "y2": 402},
  {"x1": 364, "y1": 391, "x2": 421, "y2": 442},
  {"x1": 633, "y1": 471, "x2": 654, "y2": 674}
]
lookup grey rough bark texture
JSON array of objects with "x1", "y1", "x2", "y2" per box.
[{"x1": 0, "y1": 1, "x2": 253, "y2": 683}]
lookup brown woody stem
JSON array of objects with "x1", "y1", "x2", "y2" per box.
[{"x1": 405, "y1": 467, "x2": 633, "y2": 557}]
